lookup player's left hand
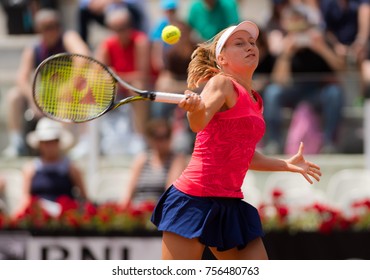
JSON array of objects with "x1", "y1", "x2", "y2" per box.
[{"x1": 285, "y1": 142, "x2": 322, "y2": 184}]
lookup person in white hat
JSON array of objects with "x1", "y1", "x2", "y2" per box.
[
  {"x1": 151, "y1": 21, "x2": 322, "y2": 260},
  {"x1": 14, "y1": 117, "x2": 87, "y2": 217}
]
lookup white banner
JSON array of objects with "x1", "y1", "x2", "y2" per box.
[
  {"x1": 0, "y1": 260, "x2": 368, "y2": 280},
  {"x1": 26, "y1": 237, "x2": 162, "y2": 260}
]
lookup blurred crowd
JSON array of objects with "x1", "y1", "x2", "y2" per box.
[{"x1": 0, "y1": 0, "x2": 369, "y2": 216}]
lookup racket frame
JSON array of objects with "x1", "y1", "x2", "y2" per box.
[{"x1": 33, "y1": 53, "x2": 185, "y2": 123}]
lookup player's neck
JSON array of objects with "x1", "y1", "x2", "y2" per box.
[
  {"x1": 230, "y1": 74, "x2": 253, "y2": 93},
  {"x1": 222, "y1": 69, "x2": 253, "y2": 92}
]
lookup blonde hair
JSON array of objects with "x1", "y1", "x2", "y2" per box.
[{"x1": 187, "y1": 31, "x2": 225, "y2": 89}]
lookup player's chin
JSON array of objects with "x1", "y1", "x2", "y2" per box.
[
  {"x1": 250, "y1": 59, "x2": 259, "y2": 69},
  {"x1": 240, "y1": 62, "x2": 258, "y2": 72},
  {"x1": 241, "y1": 56, "x2": 257, "y2": 65}
]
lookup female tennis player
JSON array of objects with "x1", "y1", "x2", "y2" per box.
[{"x1": 151, "y1": 20, "x2": 322, "y2": 260}]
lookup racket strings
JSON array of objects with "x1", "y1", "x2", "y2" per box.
[{"x1": 34, "y1": 55, "x2": 115, "y2": 122}]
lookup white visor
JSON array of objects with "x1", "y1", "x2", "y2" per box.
[{"x1": 215, "y1": 21, "x2": 259, "y2": 59}]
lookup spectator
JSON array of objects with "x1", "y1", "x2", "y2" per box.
[
  {"x1": 262, "y1": 4, "x2": 346, "y2": 154},
  {"x1": 0, "y1": 0, "x2": 36, "y2": 34},
  {"x1": 320, "y1": 0, "x2": 369, "y2": 62},
  {"x1": 186, "y1": 0, "x2": 240, "y2": 41},
  {"x1": 121, "y1": 118, "x2": 187, "y2": 209},
  {"x1": 78, "y1": 0, "x2": 149, "y2": 45},
  {"x1": 0, "y1": 1, "x2": 61, "y2": 35},
  {"x1": 266, "y1": 0, "x2": 323, "y2": 55},
  {"x1": 94, "y1": 7, "x2": 151, "y2": 155},
  {"x1": 264, "y1": 0, "x2": 290, "y2": 56},
  {"x1": 15, "y1": 117, "x2": 88, "y2": 217},
  {"x1": 319, "y1": 0, "x2": 370, "y2": 100},
  {"x1": 2, "y1": 9, "x2": 90, "y2": 158}
]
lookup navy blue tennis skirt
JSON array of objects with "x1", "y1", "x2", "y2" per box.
[{"x1": 151, "y1": 185, "x2": 264, "y2": 252}]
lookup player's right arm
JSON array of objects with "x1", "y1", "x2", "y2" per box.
[{"x1": 179, "y1": 75, "x2": 235, "y2": 132}]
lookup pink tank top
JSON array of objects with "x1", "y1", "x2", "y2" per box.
[{"x1": 174, "y1": 79, "x2": 265, "y2": 198}]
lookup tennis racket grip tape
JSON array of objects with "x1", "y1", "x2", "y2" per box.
[{"x1": 153, "y1": 92, "x2": 185, "y2": 104}]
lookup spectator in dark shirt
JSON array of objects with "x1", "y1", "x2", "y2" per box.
[
  {"x1": 262, "y1": 4, "x2": 346, "y2": 154},
  {"x1": 320, "y1": 0, "x2": 370, "y2": 100},
  {"x1": 15, "y1": 117, "x2": 87, "y2": 217},
  {"x1": 320, "y1": 0, "x2": 369, "y2": 61}
]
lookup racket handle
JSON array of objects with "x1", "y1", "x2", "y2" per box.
[{"x1": 152, "y1": 92, "x2": 185, "y2": 104}]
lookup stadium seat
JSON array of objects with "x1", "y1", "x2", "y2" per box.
[
  {"x1": 326, "y1": 169, "x2": 370, "y2": 215},
  {"x1": 261, "y1": 172, "x2": 324, "y2": 210},
  {"x1": 326, "y1": 169, "x2": 370, "y2": 207},
  {"x1": 92, "y1": 168, "x2": 131, "y2": 204}
]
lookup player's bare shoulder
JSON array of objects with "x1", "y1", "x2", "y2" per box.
[{"x1": 205, "y1": 74, "x2": 234, "y2": 95}]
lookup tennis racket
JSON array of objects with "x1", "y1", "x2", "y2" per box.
[{"x1": 32, "y1": 53, "x2": 185, "y2": 123}]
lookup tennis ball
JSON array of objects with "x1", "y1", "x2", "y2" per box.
[{"x1": 161, "y1": 25, "x2": 181, "y2": 45}]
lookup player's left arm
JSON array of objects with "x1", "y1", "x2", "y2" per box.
[{"x1": 250, "y1": 142, "x2": 321, "y2": 184}]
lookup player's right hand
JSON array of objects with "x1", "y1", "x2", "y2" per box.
[{"x1": 178, "y1": 90, "x2": 204, "y2": 112}]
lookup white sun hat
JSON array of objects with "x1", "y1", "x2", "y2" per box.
[
  {"x1": 26, "y1": 117, "x2": 74, "y2": 150},
  {"x1": 215, "y1": 20, "x2": 259, "y2": 59}
]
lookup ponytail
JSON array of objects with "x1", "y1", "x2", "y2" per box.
[{"x1": 187, "y1": 32, "x2": 224, "y2": 89}]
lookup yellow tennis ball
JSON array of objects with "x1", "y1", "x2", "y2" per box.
[{"x1": 161, "y1": 25, "x2": 181, "y2": 45}]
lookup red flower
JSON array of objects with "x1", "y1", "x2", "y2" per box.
[
  {"x1": 97, "y1": 212, "x2": 111, "y2": 223},
  {"x1": 338, "y1": 217, "x2": 352, "y2": 230},
  {"x1": 137, "y1": 201, "x2": 156, "y2": 213},
  {"x1": 0, "y1": 214, "x2": 6, "y2": 229},
  {"x1": 272, "y1": 188, "x2": 283, "y2": 199},
  {"x1": 365, "y1": 199, "x2": 370, "y2": 209},
  {"x1": 83, "y1": 202, "x2": 97, "y2": 216},
  {"x1": 277, "y1": 205, "x2": 289, "y2": 218},
  {"x1": 128, "y1": 207, "x2": 144, "y2": 218},
  {"x1": 319, "y1": 216, "x2": 338, "y2": 234},
  {"x1": 65, "y1": 213, "x2": 80, "y2": 228},
  {"x1": 311, "y1": 203, "x2": 328, "y2": 213},
  {"x1": 56, "y1": 196, "x2": 78, "y2": 213},
  {"x1": 352, "y1": 199, "x2": 370, "y2": 209}
]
